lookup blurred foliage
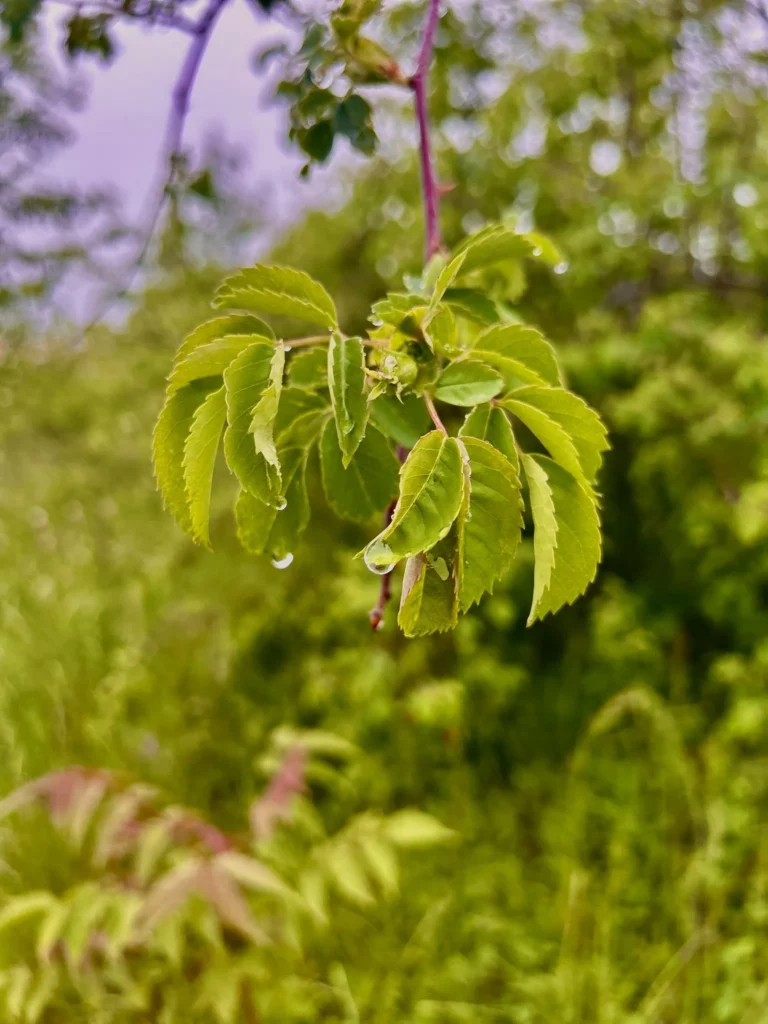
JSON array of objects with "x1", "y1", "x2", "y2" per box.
[{"x1": 2, "y1": 0, "x2": 768, "y2": 1020}]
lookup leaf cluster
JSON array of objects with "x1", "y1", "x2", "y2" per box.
[
  {"x1": 260, "y1": 0, "x2": 404, "y2": 173},
  {"x1": 153, "y1": 221, "x2": 608, "y2": 635}
]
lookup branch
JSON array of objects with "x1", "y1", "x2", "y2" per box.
[
  {"x1": 410, "y1": 0, "x2": 443, "y2": 262},
  {"x1": 369, "y1": 445, "x2": 409, "y2": 630},
  {"x1": 424, "y1": 394, "x2": 447, "y2": 435},
  {"x1": 87, "y1": 0, "x2": 229, "y2": 325}
]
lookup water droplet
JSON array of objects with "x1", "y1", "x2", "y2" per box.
[
  {"x1": 271, "y1": 553, "x2": 294, "y2": 569},
  {"x1": 274, "y1": 496, "x2": 288, "y2": 511},
  {"x1": 370, "y1": 560, "x2": 396, "y2": 576},
  {"x1": 284, "y1": 345, "x2": 292, "y2": 353},
  {"x1": 373, "y1": 616, "x2": 385, "y2": 631},
  {"x1": 554, "y1": 260, "x2": 569, "y2": 275},
  {"x1": 532, "y1": 246, "x2": 543, "y2": 256},
  {"x1": 363, "y1": 539, "x2": 396, "y2": 575}
]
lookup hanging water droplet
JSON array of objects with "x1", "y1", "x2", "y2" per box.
[
  {"x1": 532, "y1": 246, "x2": 543, "y2": 256},
  {"x1": 271, "y1": 553, "x2": 294, "y2": 569},
  {"x1": 363, "y1": 539, "x2": 396, "y2": 575},
  {"x1": 274, "y1": 496, "x2": 288, "y2": 511},
  {"x1": 370, "y1": 560, "x2": 396, "y2": 576},
  {"x1": 554, "y1": 260, "x2": 569, "y2": 275},
  {"x1": 284, "y1": 345, "x2": 292, "y2": 353}
]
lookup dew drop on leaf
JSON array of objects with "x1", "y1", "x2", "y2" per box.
[
  {"x1": 275, "y1": 496, "x2": 288, "y2": 511},
  {"x1": 533, "y1": 247, "x2": 543, "y2": 256},
  {"x1": 554, "y1": 261, "x2": 569, "y2": 275},
  {"x1": 271, "y1": 553, "x2": 294, "y2": 569}
]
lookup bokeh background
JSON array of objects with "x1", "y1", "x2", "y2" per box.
[{"x1": 2, "y1": 0, "x2": 768, "y2": 1020}]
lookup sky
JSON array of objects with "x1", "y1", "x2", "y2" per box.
[{"x1": 45, "y1": 0, "x2": 312, "y2": 233}]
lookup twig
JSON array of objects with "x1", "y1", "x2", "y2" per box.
[
  {"x1": 369, "y1": 445, "x2": 409, "y2": 630},
  {"x1": 138, "y1": 0, "x2": 230, "y2": 263},
  {"x1": 369, "y1": 497, "x2": 398, "y2": 630},
  {"x1": 87, "y1": 0, "x2": 229, "y2": 326},
  {"x1": 424, "y1": 394, "x2": 447, "y2": 435},
  {"x1": 410, "y1": 0, "x2": 443, "y2": 262},
  {"x1": 285, "y1": 334, "x2": 333, "y2": 349}
]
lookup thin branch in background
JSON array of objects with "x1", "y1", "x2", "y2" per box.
[
  {"x1": 87, "y1": 0, "x2": 229, "y2": 325},
  {"x1": 410, "y1": 0, "x2": 443, "y2": 262},
  {"x1": 134, "y1": 0, "x2": 230, "y2": 268}
]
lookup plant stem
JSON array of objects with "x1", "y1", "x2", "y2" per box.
[
  {"x1": 424, "y1": 394, "x2": 448, "y2": 435},
  {"x1": 411, "y1": 0, "x2": 443, "y2": 263},
  {"x1": 285, "y1": 335, "x2": 332, "y2": 349},
  {"x1": 369, "y1": 497, "x2": 398, "y2": 630}
]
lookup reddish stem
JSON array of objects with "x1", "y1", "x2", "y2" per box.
[
  {"x1": 369, "y1": 445, "x2": 409, "y2": 630},
  {"x1": 424, "y1": 394, "x2": 448, "y2": 435},
  {"x1": 411, "y1": 0, "x2": 443, "y2": 262}
]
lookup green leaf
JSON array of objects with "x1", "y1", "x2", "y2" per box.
[
  {"x1": 428, "y1": 251, "x2": 466, "y2": 313},
  {"x1": 398, "y1": 546, "x2": 458, "y2": 637},
  {"x1": 320, "y1": 419, "x2": 398, "y2": 522},
  {"x1": 500, "y1": 393, "x2": 585, "y2": 483},
  {"x1": 168, "y1": 337, "x2": 257, "y2": 393},
  {"x1": 248, "y1": 342, "x2": 286, "y2": 471},
  {"x1": 471, "y1": 324, "x2": 560, "y2": 388},
  {"x1": 0, "y1": 893, "x2": 56, "y2": 937},
  {"x1": 216, "y1": 853, "x2": 290, "y2": 897},
  {"x1": 327, "y1": 333, "x2": 367, "y2": 466},
  {"x1": 24, "y1": 964, "x2": 57, "y2": 1024},
  {"x1": 358, "y1": 836, "x2": 399, "y2": 897},
  {"x1": 434, "y1": 360, "x2": 504, "y2": 407},
  {"x1": 235, "y1": 447, "x2": 310, "y2": 559},
  {"x1": 213, "y1": 264, "x2": 338, "y2": 329},
  {"x1": 522, "y1": 454, "x2": 601, "y2": 625},
  {"x1": 456, "y1": 437, "x2": 523, "y2": 611},
  {"x1": 223, "y1": 342, "x2": 282, "y2": 504},
  {"x1": 370, "y1": 292, "x2": 425, "y2": 328},
  {"x1": 516, "y1": 229, "x2": 564, "y2": 267},
  {"x1": 363, "y1": 432, "x2": 464, "y2": 570},
  {"x1": 325, "y1": 845, "x2": 375, "y2": 906},
  {"x1": 37, "y1": 900, "x2": 70, "y2": 961},
  {"x1": 459, "y1": 403, "x2": 519, "y2": 474},
  {"x1": 443, "y1": 287, "x2": 500, "y2": 325},
  {"x1": 382, "y1": 810, "x2": 456, "y2": 848},
  {"x1": 175, "y1": 314, "x2": 274, "y2": 364},
  {"x1": 370, "y1": 393, "x2": 431, "y2": 447},
  {"x1": 275, "y1": 388, "x2": 329, "y2": 447},
  {"x1": 454, "y1": 223, "x2": 539, "y2": 274},
  {"x1": 182, "y1": 386, "x2": 227, "y2": 548},
  {"x1": 288, "y1": 346, "x2": 328, "y2": 390},
  {"x1": 424, "y1": 304, "x2": 461, "y2": 357},
  {"x1": 505, "y1": 385, "x2": 609, "y2": 483},
  {"x1": 153, "y1": 381, "x2": 216, "y2": 535},
  {"x1": 5, "y1": 966, "x2": 32, "y2": 1020},
  {"x1": 300, "y1": 868, "x2": 327, "y2": 924}
]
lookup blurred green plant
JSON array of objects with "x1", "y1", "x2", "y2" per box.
[{"x1": 0, "y1": 734, "x2": 454, "y2": 1022}]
